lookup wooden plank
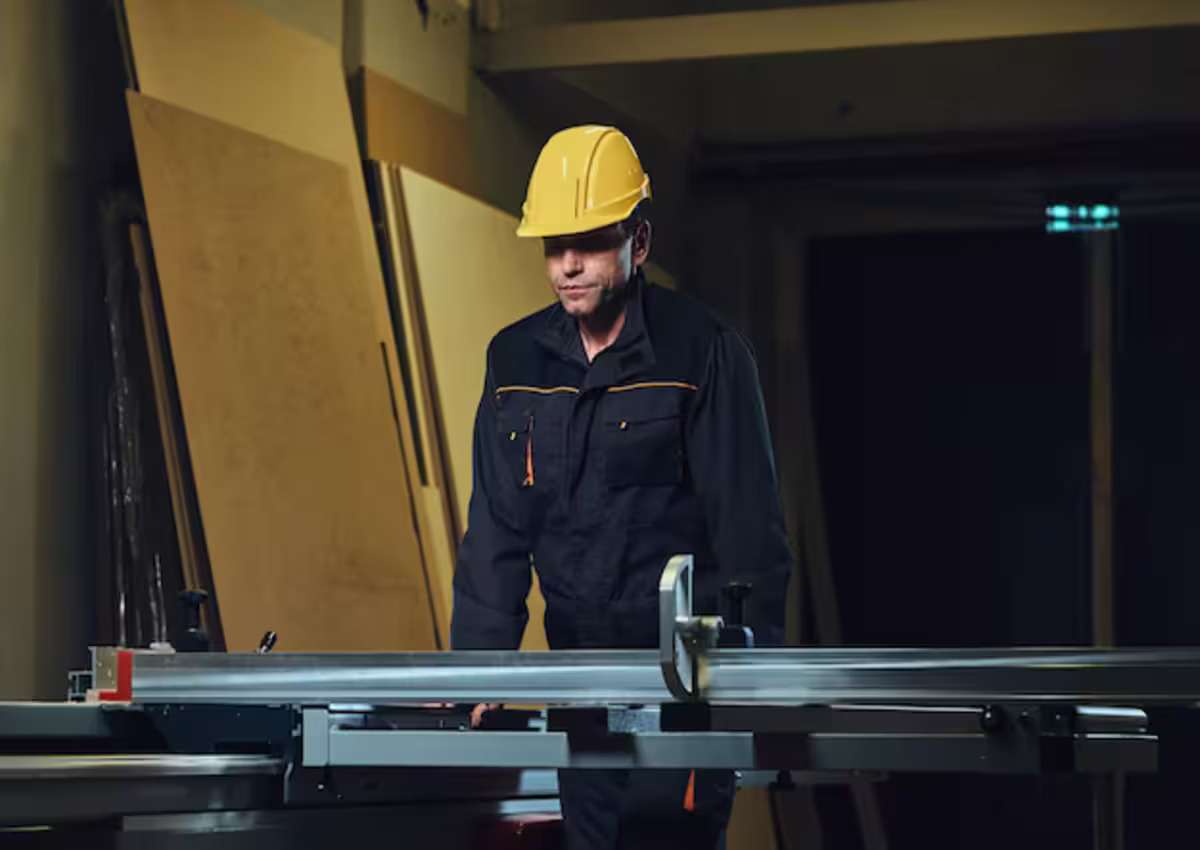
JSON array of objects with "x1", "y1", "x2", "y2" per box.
[
  {"x1": 726, "y1": 786, "x2": 782, "y2": 850},
  {"x1": 476, "y1": 0, "x2": 1200, "y2": 72},
  {"x1": 374, "y1": 161, "x2": 459, "y2": 647},
  {"x1": 377, "y1": 164, "x2": 451, "y2": 501},
  {"x1": 397, "y1": 166, "x2": 552, "y2": 650},
  {"x1": 1088, "y1": 232, "x2": 1115, "y2": 648},
  {"x1": 127, "y1": 92, "x2": 435, "y2": 652},
  {"x1": 128, "y1": 223, "x2": 201, "y2": 593},
  {"x1": 359, "y1": 68, "x2": 478, "y2": 198},
  {"x1": 121, "y1": 0, "x2": 442, "y2": 641}
]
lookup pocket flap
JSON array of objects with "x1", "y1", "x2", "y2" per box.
[{"x1": 603, "y1": 385, "x2": 688, "y2": 426}]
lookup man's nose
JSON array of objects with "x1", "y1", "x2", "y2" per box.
[{"x1": 561, "y1": 249, "x2": 583, "y2": 276}]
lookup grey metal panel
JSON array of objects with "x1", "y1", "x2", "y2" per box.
[
  {"x1": 91, "y1": 646, "x2": 119, "y2": 693},
  {"x1": 323, "y1": 729, "x2": 759, "y2": 769},
  {"x1": 301, "y1": 708, "x2": 329, "y2": 767},
  {"x1": 1074, "y1": 734, "x2": 1158, "y2": 773},
  {"x1": 0, "y1": 701, "x2": 144, "y2": 739},
  {"x1": 325, "y1": 729, "x2": 568, "y2": 768},
  {"x1": 318, "y1": 726, "x2": 1157, "y2": 774}
]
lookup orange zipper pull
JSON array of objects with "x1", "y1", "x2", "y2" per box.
[
  {"x1": 522, "y1": 415, "x2": 535, "y2": 487},
  {"x1": 683, "y1": 769, "x2": 696, "y2": 812}
]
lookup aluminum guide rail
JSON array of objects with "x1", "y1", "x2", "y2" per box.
[
  {"x1": 107, "y1": 557, "x2": 1200, "y2": 707},
  {"x1": 118, "y1": 646, "x2": 1200, "y2": 706}
]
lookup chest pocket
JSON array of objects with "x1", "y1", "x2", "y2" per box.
[
  {"x1": 603, "y1": 390, "x2": 687, "y2": 488},
  {"x1": 495, "y1": 400, "x2": 566, "y2": 493}
]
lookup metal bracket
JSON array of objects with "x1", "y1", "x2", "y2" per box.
[{"x1": 659, "y1": 555, "x2": 724, "y2": 702}]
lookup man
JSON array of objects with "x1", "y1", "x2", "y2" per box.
[{"x1": 451, "y1": 125, "x2": 794, "y2": 849}]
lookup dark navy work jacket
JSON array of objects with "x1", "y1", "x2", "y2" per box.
[{"x1": 450, "y1": 274, "x2": 793, "y2": 650}]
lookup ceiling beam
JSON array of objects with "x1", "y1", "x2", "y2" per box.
[{"x1": 476, "y1": 0, "x2": 1200, "y2": 72}]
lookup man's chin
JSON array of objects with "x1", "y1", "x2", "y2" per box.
[{"x1": 558, "y1": 295, "x2": 599, "y2": 318}]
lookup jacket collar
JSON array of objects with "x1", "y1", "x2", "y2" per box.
[{"x1": 535, "y1": 270, "x2": 657, "y2": 389}]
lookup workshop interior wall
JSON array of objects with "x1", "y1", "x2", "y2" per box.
[{"x1": 0, "y1": 0, "x2": 94, "y2": 700}]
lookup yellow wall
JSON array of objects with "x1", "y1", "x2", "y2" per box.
[
  {"x1": 346, "y1": 0, "x2": 470, "y2": 115},
  {"x1": 241, "y1": 0, "x2": 342, "y2": 45},
  {"x1": 0, "y1": 0, "x2": 91, "y2": 699}
]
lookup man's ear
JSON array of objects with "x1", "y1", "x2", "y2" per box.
[{"x1": 631, "y1": 220, "x2": 652, "y2": 267}]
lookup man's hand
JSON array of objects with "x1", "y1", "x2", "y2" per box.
[{"x1": 470, "y1": 703, "x2": 501, "y2": 728}]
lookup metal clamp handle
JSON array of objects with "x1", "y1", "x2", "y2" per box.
[{"x1": 659, "y1": 555, "x2": 723, "y2": 702}]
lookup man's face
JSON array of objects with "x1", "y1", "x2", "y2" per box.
[{"x1": 543, "y1": 222, "x2": 647, "y2": 321}]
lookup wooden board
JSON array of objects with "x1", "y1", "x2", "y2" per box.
[
  {"x1": 128, "y1": 92, "x2": 436, "y2": 651},
  {"x1": 129, "y1": 222, "x2": 206, "y2": 604},
  {"x1": 373, "y1": 161, "x2": 459, "y2": 647},
  {"x1": 357, "y1": 68, "x2": 477, "y2": 199},
  {"x1": 120, "y1": 0, "x2": 445, "y2": 641},
  {"x1": 398, "y1": 167, "x2": 553, "y2": 650}
]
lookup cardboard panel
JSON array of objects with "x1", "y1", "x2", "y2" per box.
[
  {"x1": 398, "y1": 167, "x2": 553, "y2": 649},
  {"x1": 128, "y1": 92, "x2": 435, "y2": 651}
]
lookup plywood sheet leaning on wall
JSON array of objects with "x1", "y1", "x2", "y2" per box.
[
  {"x1": 119, "y1": 0, "x2": 445, "y2": 642},
  {"x1": 127, "y1": 92, "x2": 436, "y2": 652},
  {"x1": 397, "y1": 167, "x2": 553, "y2": 649},
  {"x1": 122, "y1": 0, "x2": 353, "y2": 165}
]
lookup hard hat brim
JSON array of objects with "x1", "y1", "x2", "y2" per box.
[{"x1": 516, "y1": 177, "x2": 651, "y2": 238}]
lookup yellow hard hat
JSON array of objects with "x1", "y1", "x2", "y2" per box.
[{"x1": 516, "y1": 125, "x2": 651, "y2": 238}]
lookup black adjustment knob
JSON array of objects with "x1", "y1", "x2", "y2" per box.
[
  {"x1": 178, "y1": 589, "x2": 210, "y2": 652},
  {"x1": 718, "y1": 581, "x2": 755, "y2": 648},
  {"x1": 721, "y1": 581, "x2": 753, "y2": 626}
]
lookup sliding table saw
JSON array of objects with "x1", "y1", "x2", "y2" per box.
[{"x1": 4, "y1": 556, "x2": 1198, "y2": 845}]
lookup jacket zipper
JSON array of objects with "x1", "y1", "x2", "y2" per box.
[{"x1": 522, "y1": 414, "x2": 535, "y2": 488}]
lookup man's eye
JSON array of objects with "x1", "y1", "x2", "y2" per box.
[{"x1": 544, "y1": 230, "x2": 625, "y2": 256}]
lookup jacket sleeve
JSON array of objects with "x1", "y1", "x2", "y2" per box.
[
  {"x1": 450, "y1": 354, "x2": 532, "y2": 650},
  {"x1": 685, "y1": 329, "x2": 794, "y2": 646}
]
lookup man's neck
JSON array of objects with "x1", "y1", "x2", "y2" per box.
[{"x1": 578, "y1": 304, "x2": 627, "y2": 363}]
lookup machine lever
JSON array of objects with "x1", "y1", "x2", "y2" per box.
[{"x1": 258, "y1": 631, "x2": 278, "y2": 654}]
